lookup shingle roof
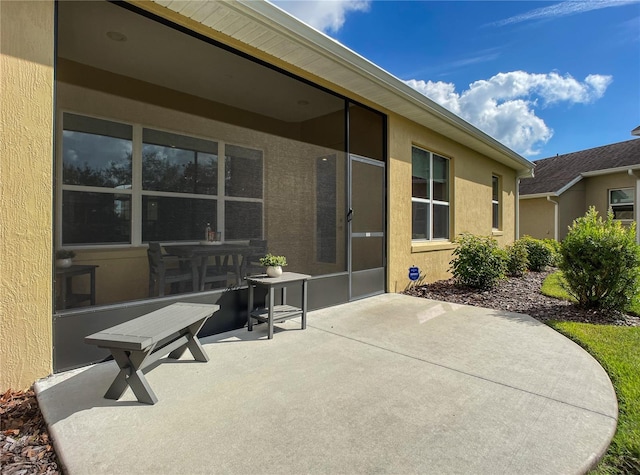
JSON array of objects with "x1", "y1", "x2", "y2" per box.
[{"x1": 520, "y1": 139, "x2": 640, "y2": 195}]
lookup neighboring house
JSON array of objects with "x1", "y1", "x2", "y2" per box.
[
  {"x1": 1, "y1": 0, "x2": 533, "y2": 389},
  {"x1": 519, "y1": 139, "x2": 640, "y2": 242}
]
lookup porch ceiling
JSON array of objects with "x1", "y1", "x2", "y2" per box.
[
  {"x1": 57, "y1": 1, "x2": 342, "y2": 123},
  {"x1": 149, "y1": 0, "x2": 533, "y2": 174}
]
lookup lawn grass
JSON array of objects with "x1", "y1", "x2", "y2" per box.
[
  {"x1": 540, "y1": 271, "x2": 577, "y2": 302},
  {"x1": 548, "y1": 321, "x2": 640, "y2": 474},
  {"x1": 541, "y1": 271, "x2": 640, "y2": 316}
]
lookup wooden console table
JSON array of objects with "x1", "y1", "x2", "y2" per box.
[
  {"x1": 56, "y1": 264, "x2": 98, "y2": 310},
  {"x1": 247, "y1": 272, "x2": 311, "y2": 339}
]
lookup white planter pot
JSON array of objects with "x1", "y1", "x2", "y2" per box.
[
  {"x1": 266, "y1": 265, "x2": 282, "y2": 278},
  {"x1": 56, "y1": 258, "x2": 73, "y2": 268}
]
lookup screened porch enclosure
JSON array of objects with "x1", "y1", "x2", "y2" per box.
[
  {"x1": 53, "y1": 1, "x2": 386, "y2": 371},
  {"x1": 57, "y1": 108, "x2": 350, "y2": 307}
]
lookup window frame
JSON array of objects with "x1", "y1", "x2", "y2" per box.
[
  {"x1": 56, "y1": 111, "x2": 264, "y2": 249},
  {"x1": 411, "y1": 145, "x2": 450, "y2": 242},
  {"x1": 492, "y1": 175, "x2": 501, "y2": 231},
  {"x1": 608, "y1": 187, "x2": 635, "y2": 222}
]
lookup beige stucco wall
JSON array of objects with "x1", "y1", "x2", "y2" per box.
[
  {"x1": 584, "y1": 172, "x2": 636, "y2": 217},
  {"x1": 520, "y1": 173, "x2": 638, "y2": 242},
  {"x1": 1, "y1": 0, "x2": 55, "y2": 390},
  {"x1": 558, "y1": 184, "x2": 585, "y2": 239},
  {"x1": 387, "y1": 114, "x2": 518, "y2": 291},
  {"x1": 519, "y1": 198, "x2": 556, "y2": 239}
]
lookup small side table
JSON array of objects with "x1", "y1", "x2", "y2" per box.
[
  {"x1": 55, "y1": 264, "x2": 98, "y2": 310},
  {"x1": 247, "y1": 272, "x2": 311, "y2": 339}
]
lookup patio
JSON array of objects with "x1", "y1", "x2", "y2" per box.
[{"x1": 35, "y1": 294, "x2": 617, "y2": 474}]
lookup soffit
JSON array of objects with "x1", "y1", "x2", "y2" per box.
[{"x1": 150, "y1": 0, "x2": 532, "y2": 173}]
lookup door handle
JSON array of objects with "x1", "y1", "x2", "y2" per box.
[{"x1": 346, "y1": 208, "x2": 353, "y2": 222}]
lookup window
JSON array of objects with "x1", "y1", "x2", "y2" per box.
[
  {"x1": 59, "y1": 113, "x2": 263, "y2": 246},
  {"x1": 412, "y1": 146, "x2": 450, "y2": 240},
  {"x1": 61, "y1": 114, "x2": 133, "y2": 245},
  {"x1": 142, "y1": 128, "x2": 219, "y2": 242},
  {"x1": 609, "y1": 188, "x2": 634, "y2": 220},
  {"x1": 492, "y1": 175, "x2": 500, "y2": 230},
  {"x1": 224, "y1": 145, "x2": 264, "y2": 240}
]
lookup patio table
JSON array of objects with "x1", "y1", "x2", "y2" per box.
[
  {"x1": 164, "y1": 243, "x2": 257, "y2": 290},
  {"x1": 55, "y1": 264, "x2": 98, "y2": 310},
  {"x1": 247, "y1": 272, "x2": 311, "y2": 339}
]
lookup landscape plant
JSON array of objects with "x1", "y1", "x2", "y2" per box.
[
  {"x1": 540, "y1": 238, "x2": 561, "y2": 266},
  {"x1": 542, "y1": 270, "x2": 640, "y2": 316},
  {"x1": 505, "y1": 239, "x2": 529, "y2": 277},
  {"x1": 559, "y1": 207, "x2": 640, "y2": 311},
  {"x1": 520, "y1": 235, "x2": 553, "y2": 271},
  {"x1": 449, "y1": 233, "x2": 506, "y2": 289}
]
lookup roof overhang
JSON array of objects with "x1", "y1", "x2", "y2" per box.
[
  {"x1": 520, "y1": 192, "x2": 559, "y2": 200},
  {"x1": 581, "y1": 164, "x2": 640, "y2": 177},
  {"x1": 520, "y1": 165, "x2": 640, "y2": 199},
  {"x1": 143, "y1": 0, "x2": 534, "y2": 175}
]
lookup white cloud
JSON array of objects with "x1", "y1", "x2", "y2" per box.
[
  {"x1": 488, "y1": 0, "x2": 639, "y2": 27},
  {"x1": 405, "y1": 71, "x2": 613, "y2": 157},
  {"x1": 271, "y1": 0, "x2": 370, "y2": 33}
]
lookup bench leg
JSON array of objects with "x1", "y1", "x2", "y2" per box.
[
  {"x1": 167, "y1": 318, "x2": 209, "y2": 362},
  {"x1": 105, "y1": 348, "x2": 158, "y2": 405}
]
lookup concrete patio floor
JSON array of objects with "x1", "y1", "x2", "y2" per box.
[{"x1": 35, "y1": 294, "x2": 618, "y2": 474}]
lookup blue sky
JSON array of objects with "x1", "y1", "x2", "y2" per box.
[{"x1": 271, "y1": 0, "x2": 640, "y2": 160}]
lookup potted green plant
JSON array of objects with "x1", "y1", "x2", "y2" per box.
[
  {"x1": 259, "y1": 253, "x2": 287, "y2": 277},
  {"x1": 55, "y1": 250, "x2": 76, "y2": 268}
]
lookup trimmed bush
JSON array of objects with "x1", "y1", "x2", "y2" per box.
[
  {"x1": 521, "y1": 235, "x2": 553, "y2": 271},
  {"x1": 559, "y1": 207, "x2": 640, "y2": 311},
  {"x1": 450, "y1": 233, "x2": 506, "y2": 289},
  {"x1": 542, "y1": 238, "x2": 561, "y2": 267},
  {"x1": 506, "y1": 239, "x2": 529, "y2": 277}
]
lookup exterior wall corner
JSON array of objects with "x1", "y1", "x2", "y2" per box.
[{"x1": 1, "y1": 0, "x2": 55, "y2": 390}]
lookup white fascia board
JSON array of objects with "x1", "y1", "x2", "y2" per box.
[
  {"x1": 555, "y1": 175, "x2": 583, "y2": 196},
  {"x1": 216, "y1": 0, "x2": 534, "y2": 174},
  {"x1": 520, "y1": 175, "x2": 582, "y2": 199},
  {"x1": 580, "y1": 165, "x2": 640, "y2": 177},
  {"x1": 519, "y1": 193, "x2": 556, "y2": 200}
]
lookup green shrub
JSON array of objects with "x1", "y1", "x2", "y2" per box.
[
  {"x1": 521, "y1": 235, "x2": 553, "y2": 271},
  {"x1": 450, "y1": 233, "x2": 506, "y2": 289},
  {"x1": 505, "y1": 239, "x2": 529, "y2": 277},
  {"x1": 542, "y1": 238, "x2": 561, "y2": 267},
  {"x1": 559, "y1": 207, "x2": 640, "y2": 311}
]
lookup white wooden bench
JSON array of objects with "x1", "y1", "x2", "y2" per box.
[{"x1": 85, "y1": 302, "x2": 219, "y2": 405}]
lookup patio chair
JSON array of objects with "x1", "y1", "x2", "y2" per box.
[
  {"x1": 202, "y1": 255, "x2": 232, "y2": 290},
  {"x1": 147, "y1": 242, "x2": 194, "y2": 297}
]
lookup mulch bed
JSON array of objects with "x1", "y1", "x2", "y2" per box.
[
  {"x1": 1, "y1": 389, "x2": 61, "y2": 474},
  {"x1": 2, "y1": 270, "x2": 637, "y2": 475},
  {"x1": 404, "y1": 269, "x2": 640, "y2": 327}
]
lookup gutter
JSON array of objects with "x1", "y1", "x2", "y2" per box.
[
  {"x1": 629, "y1": 169, "x2": 640, "y2": 244},
  {"x1": 546, "y1": 196, "x2": 559, "y2": 241},
  {"x1": 581, "y1": 164, "x2": 640, "y2": 177},
  {"x1": 515, "y1": 169, "x2": 534, "y2": 239}
]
